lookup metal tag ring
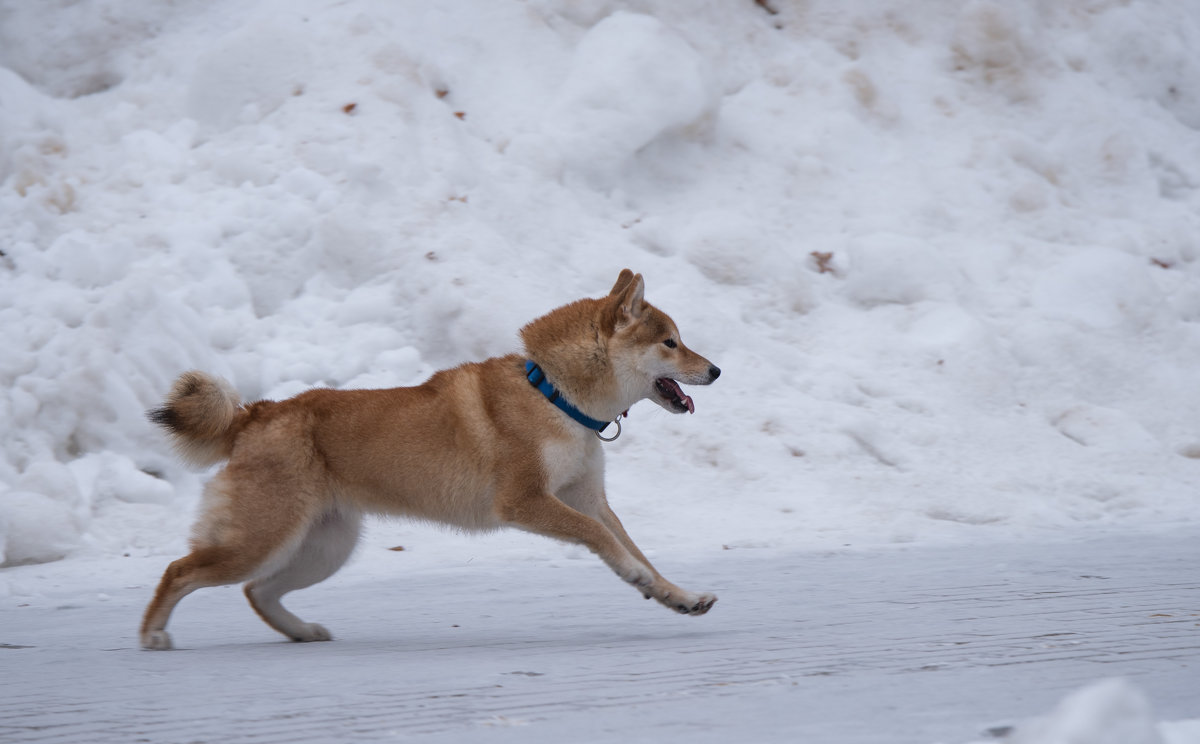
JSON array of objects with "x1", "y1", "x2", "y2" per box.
[{"x1": 596, "y1": 418, "x2": 622, "y2": 442}]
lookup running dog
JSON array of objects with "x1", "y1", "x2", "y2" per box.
[{"x1": 141, "y1": 269, "x2": 721, "y2": 649}]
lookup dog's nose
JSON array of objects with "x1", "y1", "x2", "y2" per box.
[{"x1": 708, "y1": 365, "x2": 721, "y2": 380}]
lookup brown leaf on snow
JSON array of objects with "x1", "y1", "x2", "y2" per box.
[{"x1": 810, "y1": 251, "x2": 836, "y2": 275}]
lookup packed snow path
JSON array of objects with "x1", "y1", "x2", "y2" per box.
[{"x1": 3, "y1": 529, "x2": 1197, "y2": 743}]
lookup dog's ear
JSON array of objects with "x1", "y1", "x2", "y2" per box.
[
  {"x1": 609, "y1": 268, "x2": 636, "y2": 297},
  {"x1": 614, "y1": 272, "x2": 645, "y2": 328}
]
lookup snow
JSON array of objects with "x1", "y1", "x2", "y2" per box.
[
  {"x1": 1006, "y1": 678, "x2": 1163, "y2": 744},
  {"x1": 2, "y1": 0, "x2": 1199, "y2": 740},
  {"x1": 974, "y1": 677, "x2": 1200, "y2": 744},
  {"x1": 4, "y1": 531, "x2": 1198, "y2": 743}
]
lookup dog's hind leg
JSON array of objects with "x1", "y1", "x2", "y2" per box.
[
  {"x1": 139, "y1": 467, "x2": 323, "y2": 650},
  {"x1": 140, "y1": 545, "x2": 260, "y2": 650},
  {"x1": 243, "y1": 507, "x2": 363, "y2": 642}
]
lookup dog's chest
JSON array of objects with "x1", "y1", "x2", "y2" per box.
[{"x1": 540, "y1": 434, "x2": 603, "y2": 494}]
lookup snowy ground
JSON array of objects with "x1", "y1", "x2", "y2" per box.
[
  {"x1": 2, "y1": 0, "x2": 1200, "y2": 740},
  {"x1": 3, "y1": 530, "x2": 1199, "y2": 743}
]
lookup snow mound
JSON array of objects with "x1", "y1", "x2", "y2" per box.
[
  {"x1": 542, "y1": 11, "x2": 713, "y2": 181},
  {"x1": 1010, "y1": 678, "x2": 1162, "y2": 744},
  {"x1": 3, "y1": 1, "x2": 1200, "y2": 566},
  {"x1": 187, "y1": 13, "x2": 313, "y2": 132}
]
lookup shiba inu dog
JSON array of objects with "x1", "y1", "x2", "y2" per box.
[{"x1": 140, "y1": 269, "x2": 721, "y2": 650}]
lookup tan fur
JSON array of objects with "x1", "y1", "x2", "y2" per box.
[{"x1": 140, "y1": 269, "x2": 721, "y2": 650}]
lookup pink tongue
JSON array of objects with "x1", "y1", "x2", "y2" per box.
[{"x1": 661, "y1": 378, "x2": 695, "y2": 413}]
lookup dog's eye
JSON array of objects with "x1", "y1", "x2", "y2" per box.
[{"x1": 663, "y1": 339, "x2": 677, "y2": 349}]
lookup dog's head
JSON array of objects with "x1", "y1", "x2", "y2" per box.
[{"x1": 603, "y1": 269, "x2": 721, "y2": 415}]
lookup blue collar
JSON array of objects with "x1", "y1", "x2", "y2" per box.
[{"x1": 524, "y1": 360, "x2": 612, "y2": 433}]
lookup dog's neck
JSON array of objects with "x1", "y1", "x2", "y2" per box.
[
  {"x1": 520, "y1": 347, "x2": 630, "y2": 424},
  {"x1": 519, "y1": 298, "x2": 634, "y2": 424},
  {"x1": 524, "y1": 361, "x2": 614, "y2": 433}
]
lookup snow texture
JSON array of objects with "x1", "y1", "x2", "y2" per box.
[
  {"x1": 1, "y1": 0, "x2": 1199, "y2": 739},
  {"x1": 1009, "y1": 678, "x2": 1164, "y2": 744},
  {"x1": 3, "y1": 531, "x2": 1198, "y2": 743}
]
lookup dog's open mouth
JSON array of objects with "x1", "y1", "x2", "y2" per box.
[{"x1": 655, "y1": 377, "x2": 695, "y2": 414}]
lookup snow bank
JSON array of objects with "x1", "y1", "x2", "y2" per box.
[
  {"x1": 1010, "y1": 678, "x2": 1162, "y2": 744},
  {"x1": 540, "y1": 11, "x2": 714, "y2": 183},
  {"x1": 2, "y1": 0, "x2": 1200, "y2": 566},
  {"x1": 974, "y1": 678, "x2": 1199, "y2": 744}
]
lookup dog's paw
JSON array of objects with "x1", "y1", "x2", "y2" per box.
[
  {"x1": 666, "y1": 591, "x2": 718, "y2": 616},
  {"x1": 141, "y1": 630, "x2": 173, "y2": 650},
  {"x1": 289, "y1": 623, "x2": 332, "y2": 643},
  {"x1": 684, "y1": 592, "x2": 718, "y2": 616}
]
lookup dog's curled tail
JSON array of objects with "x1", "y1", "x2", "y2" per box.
[{"x1": 148, "y1": 371, "x2": 245, "y2": 467}]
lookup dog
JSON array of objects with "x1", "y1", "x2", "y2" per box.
[{"x1": 140, "y1": 269, "x2": 721, "y2": 649}]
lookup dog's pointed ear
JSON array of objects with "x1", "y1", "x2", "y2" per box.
[
  {"x1": 609, "y1": 268, "x2": 636, "y2": 297},
  {"x1": 614, "y1": 272, "x2": 645, "y2": 328}
]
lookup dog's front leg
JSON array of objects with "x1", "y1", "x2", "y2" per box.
[
  {"x1": 498, "y1": 491, "x2": 716, "y2": 615},
  {"x1": 499, "y1": 491, "x2": 654, "y2": 587},
  {"x1": 596, "y1": 503, "x2": 717, "y2": 616}
]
